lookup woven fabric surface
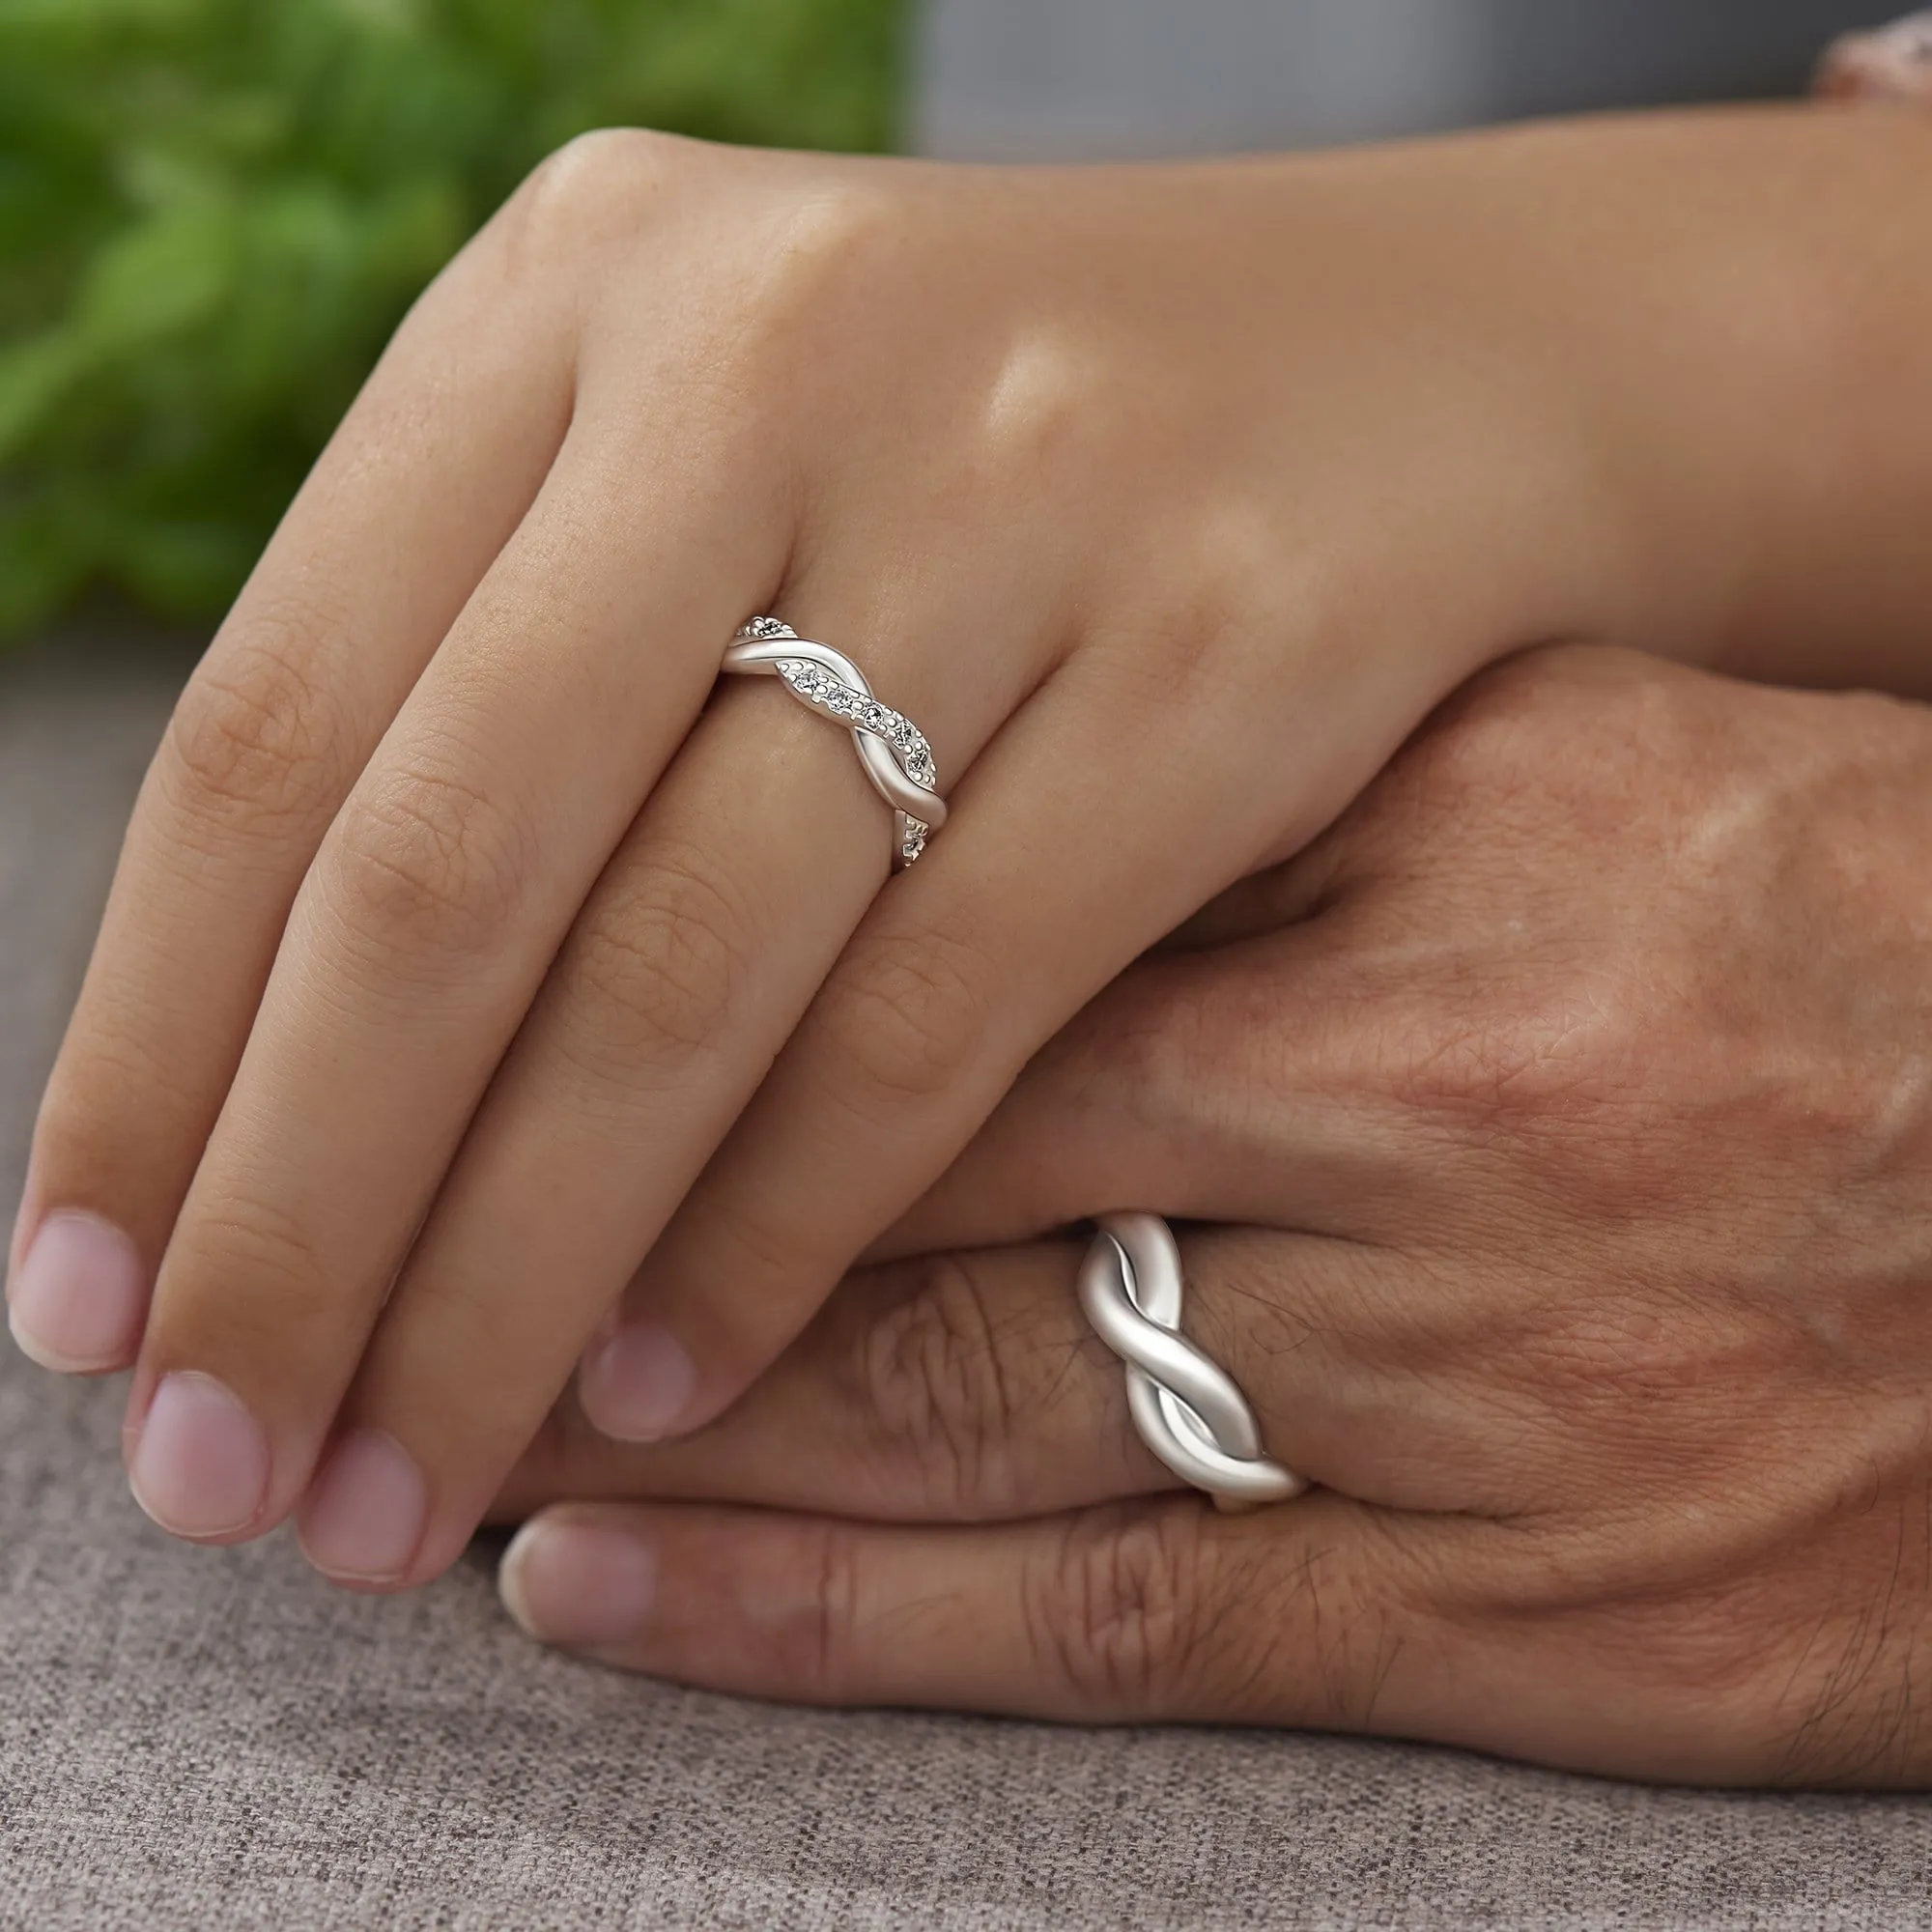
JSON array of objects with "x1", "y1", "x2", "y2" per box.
[{"x1": 1, "y1": 639, "x2": 1928, "y2": 1932}]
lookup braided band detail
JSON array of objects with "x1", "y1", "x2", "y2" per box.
[
  {"x1": 724, "y1": 616, "x2": 946, "y2": 868},
  {"x1": 1079, "y1": 1212, "x2": 1306, "y2": 1508}
]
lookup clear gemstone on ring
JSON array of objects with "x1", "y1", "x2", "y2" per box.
[{"x1": 748, "y1": 635, "x2": 940, "y2": 858}]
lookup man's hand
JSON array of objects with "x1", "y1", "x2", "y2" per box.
[{"x1": 490, "y1": 646, "x2": 1932, "y2": 1789}]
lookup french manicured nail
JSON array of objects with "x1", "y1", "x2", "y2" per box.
[
  {"x1": 7, "y1": 1210, "x2": 146, "y2": 1373},
  {"x1": 298, "y1": 1430, "x2": 427, "y2": 1583},
  {"x1": 128, "y1": 1372, "x2": 270, "y2": 1539},
  {"x1": 500, "y1": 1516, "x2": 657, "y2": 1648},
  {"x1": 579, "y1": 1321, "x2": 699, "y2": 1443}
]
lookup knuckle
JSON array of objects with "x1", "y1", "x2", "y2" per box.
[
  {"x1": 1390, "y1": 652, "x2": 1661, "y2": 869},
  {"x1": 859, "y1": 1256, "x2": 1020, "y2": 1516},
  {"x1": 36, "y1": 1021, "x2": 178, "y2": 1157},
  {"x1": 1405, "y1": 650, "x2": 1704, "y2": 860},
  {"x1": 556, "y1": 841, "x2": 751, "y2": 1075},
  {"x1": 1022, "y1": 1503, "x2": 1212, "y2": 1717},
  {"x1": 677, "y1": 1181, "x2": 802, "y2": 1291},
  {"x1": 162, "y1": 624, "x2": 347, "y2": 831},
  {"x1": 1427, "y1": 663, "x2": 1572, "y2": 779},
  {"x1": 1388, "y1": 706, "x2": 1557, "y2": 874},
  {"x1": 766, "y1": 1519, "x2": 866, "y2": 1701},
  {"x1": 500, "y1": 130, "x2": 901, "y2": 446},
  {"x1": 1090, "y1": 520, "x2": 1347, "y2": 723},
  {"x1": 326, "y1": 761, "x2": 535, "y2": 963},
  {"x1": 171, "y1": 1190, "x2": 327, "y2": 1352},
  {"x1": 505, "y1": 126, "x2": 693, "y2": 260},
  {"x1": 674, "y1": 171, "x2": 909, "y2": 398},
  {"x1": 1427, "y1": 645, "x2": 1651, "y2": 773},
  {"x1": 817, "y1": 924, "x2": 997, "y2": 1112}
]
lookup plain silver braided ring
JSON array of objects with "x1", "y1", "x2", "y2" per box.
[
  {"x1": 1078, "y1": 1212, "x2": 1307, "y2": 1509},
  {"x1": 722, "y1": 617, "x2": 947, "y2": 869}
]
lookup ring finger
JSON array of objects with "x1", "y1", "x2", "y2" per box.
[
  {"x1": 490, "y1": 1230, "x2": 1515, "y2": 1531},
  {"x1": 294, "y1": 579, "x2": 1046, "y2": 1586}
]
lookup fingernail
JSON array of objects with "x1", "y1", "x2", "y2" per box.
[
  {"x1": 8, "y1": 1165, "x2": 40, "y2": 1281},
  {"x1": 500, "y1": 1516, "x2": 656, "y2": 1648},
  {"x1": 7, "y1": 1210, "x2": 146, "y2": 1373},
  {"x1": 578, "y1": 1321, "x2": 699, "y2": 1443},
  {"x1": 128, "y1": 1372, "x2": 270, "y2": 1539},
  {"x1": 298, "y1": 1430, "x2": 427, "y2": 1583}
]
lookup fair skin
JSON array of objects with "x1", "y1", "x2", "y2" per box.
[
  {"x1": 492, "y1": 648, "x2": 1932, "y2": 1788},
  {"x1": 11, "y1": 106, "x2": 1932, "y2": 1591}
]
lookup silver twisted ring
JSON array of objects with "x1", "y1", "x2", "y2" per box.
[
  {"x1": 1078, "y1": 1212, "x2": 1306, "y2": 1509},
  {"x1": 723, "y1": 616, "x2": 947, "y2": 869}
]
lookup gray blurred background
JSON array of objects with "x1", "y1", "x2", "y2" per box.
[{"x1": 917, "y1": 0, "x2": 1884, "y2": 157}]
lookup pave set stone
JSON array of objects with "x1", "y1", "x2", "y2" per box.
[
  {"x1": 732, "y1": 619, "x2": 939, "y2": 867},
  {"x1": 775, "y1": 657, "x2": 940, "y2": 792}
]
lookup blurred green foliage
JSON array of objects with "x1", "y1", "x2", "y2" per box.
[{"x1": 0, "y1": 0, "x2": 902, "y2": 641}]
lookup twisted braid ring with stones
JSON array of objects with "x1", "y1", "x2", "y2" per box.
[
  {"x1": 722, "y1": 617, "x2": 947, "y2": 869},
  {"x1": 1079, "y1": 1212, "x2": 1306, "y2": 1509}
]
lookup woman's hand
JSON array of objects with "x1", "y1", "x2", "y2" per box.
[
  {"x1": 493, "y1": 648, "x2": 1932, "y2": 1788},
  {"x1": 13, "y1": 109, "x2": 1932, "y2": 1593}
]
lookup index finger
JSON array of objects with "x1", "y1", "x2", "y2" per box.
[{"x1": 7, "y1": 213, "x2": 573, "y2": 1376}]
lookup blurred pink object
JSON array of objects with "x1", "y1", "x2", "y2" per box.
[{"x1": 1817, "y1": 14, "x2": 1932, "y2": 101}]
